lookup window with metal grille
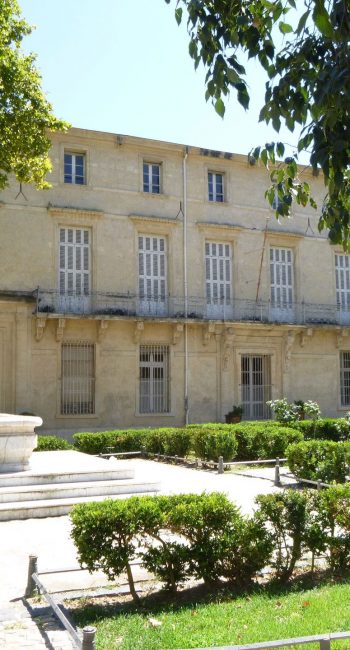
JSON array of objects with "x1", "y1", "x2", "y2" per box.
[
  {"x1": 139, "y1": 345, "x2": 170, "y2": 413},
  {"x1": 208, "y1": 171, "x2": 224, "y2": 202},
  {"x1": 64, "y1": 152, "x2": 86, "y2": 184},
  {"x1": 143, "y1": 162, "x2": 161, "y2": 193},
  {"x1": 59, "y1": 227, "x2": 90, "y2": 296},
  {"x1": 241, "y1": 354, "x2": 271, "y2": 420},
  {"x1": 61, "y1": 342, "x2": 95, "y2": 415},
  {"x1": 335, "y1": 254, "x2": 350, "y2": 311},
  {"x1": 205, "y1": 241, "x2": 231, "y2": 307},
  {"x1": 340, "y1": 351, "x2": 350, "y2": 406},
  {"x1": 270, "y1": 247, "x2": 293, "y2": 308}
]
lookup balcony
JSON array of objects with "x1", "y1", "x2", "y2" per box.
[{"x1": 34, "y1": 288, "x2": 350, "y2": 327}]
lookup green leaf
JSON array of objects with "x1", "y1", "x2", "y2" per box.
[
  {"x1": 175, "y1": 7, "x2": 183, "y2": 25},
  {"x1": 261, "y1": 149, "x2": 268, "y2": 167},
  {"x1": 279, "y1": 22, "x2": 293, "y2": 34},
  {"x1": 297, "y1": 10, "x2": 310, "y2": 34},
  {"x1": 215, "y1": 97, "x2": 225, "y2": 118},
  {"x1": 312, "y1": 1, "x2": 333, "y2": 38}
]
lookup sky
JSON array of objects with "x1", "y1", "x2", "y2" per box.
[{"x1": 20, "y1": 0, "x2": 302, "y2": 158}]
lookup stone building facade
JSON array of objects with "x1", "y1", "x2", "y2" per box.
[{"x1": 0, "y1": 127, "x2": 348, "y2": 434}]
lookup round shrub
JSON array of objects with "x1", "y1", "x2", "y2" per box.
[
  {"x1": 35, "y1": 435, "x2": 72, "y2": 451},
  {"x1": 287, "y1": 439, "x2": 350, "y2": 483},
  {"x1": 233, "y1": 423, "x2": 303, "y2": 460},
  {"x1": 192, "y1": 427, "x2": 237, "y2": 462}
]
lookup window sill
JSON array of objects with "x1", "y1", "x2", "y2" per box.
[
  {"x1": 134, "y1": 412, "x2": 175, "y2": 417},
  {"x1": 55, "y1": 414, "x2": 98, "y2": 419},
  {"x1": 141, "y1": 191, "x2": 169, "y2": 199},
  {"x1": 207, "y1": 200, "x2": 230, "y2": 206}
]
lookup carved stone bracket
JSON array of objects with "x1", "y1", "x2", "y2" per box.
[
  {"x1": 300, "y1": 328, "x2": 313, "y2": 348},
  {"x1": 134, "y1": 321, "x2": 144, "y2": 344},
  {"x1": 284, "y1": 330, "x2": 296, "y2": 371},
  {"x1": 222, "y1": 327, "x2": 235, "y2": 371},
  {"x1": 172, "y1": 323, "x2": 184, "y2": 345},
  {"x1": 56, "y1": 318, "x2": 66, "y2": 342},
  {"x1": 35, "y1": 315, "x2": 47, "y2": 342},
  {"x1": 98, "y1": 319, "x2": 109, "y2": 342},
  {"x1": 336, "y1": 327, "x2": 348, "y2": 349},
  {"x1": 203, "y1": 321, "x2": 216, "y2": 346}
]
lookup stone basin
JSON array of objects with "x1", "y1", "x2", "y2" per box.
[{"x1": 0, "y1": 414, "x2": 43, "y2": 473}]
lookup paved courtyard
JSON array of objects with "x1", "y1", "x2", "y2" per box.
[{"x1": 0, "y1": 458, "x2": 291, "y2": 649}]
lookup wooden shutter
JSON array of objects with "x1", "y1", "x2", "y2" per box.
[
  {"x1": 205, "y1": 242, "x2": 231, "y2": 306},
  {"x1": 270, "y1": 247, "x2": 293, "y2": 307},
  {"x1": 59, "y1": 228, "x2": 90, "y2": 296},
  {"x1": 335, "y1": 254, "x2": 350, "y2": 310},
  {"x1": 138, "y1": 235, "x2": 167, "y2": 302}
]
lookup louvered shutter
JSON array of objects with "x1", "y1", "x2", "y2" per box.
[
  {"x1": 205, "y1": 242, "x2": 231, "y2": 308},
  {"x1": 270, "y1": 247, "x2": 293, "y2": 308},
  {"x1": 335, "y1": 254, "x2": 350, "y2": 311},
  {"x1": 138, "y1": 236, "x2": 167, "y2": 311},
  {"x1": 59, "y1": 228, "x2": 90, "y2": 296}
]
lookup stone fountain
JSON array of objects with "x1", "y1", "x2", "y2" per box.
[{"x1": 0, "y1": 413, "x2": 42, "y2": 473}]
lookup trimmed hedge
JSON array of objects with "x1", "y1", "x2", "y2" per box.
[
  {"x1": 292, "y1": 418, "x2": 350, "y2": 442},
  {"x1": 70, "y1": 492, "x2": 272, "y2": 599},
  {"x1": 191, "y1": 427, "x2": 238, "y2": 462},
  {"x1": 35, "y1": 435, "x2": 72, "y2": 451},
  {"x1": 71, "y1": 487, "x2": 350, "y2": 601},
  {"x1": 287, "y1": 439, "x2": 350, "y2": 483},
  {"x1": 73, "y1": 427, "x2": 192, "y2": 458},
  {"x1": 232, "y1": 423, "x2": 303, "y2": 460}
]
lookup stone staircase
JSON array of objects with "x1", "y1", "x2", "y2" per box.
[{"x1": 0, "y1": 450, "x2": 160, "y2": 520}]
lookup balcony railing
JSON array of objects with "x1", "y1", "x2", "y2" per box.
[{"x1": 35, "y1": 289, "x2": 350, "y2": 326}]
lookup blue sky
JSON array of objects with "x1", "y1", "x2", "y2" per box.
[{"x1": 20, "y1": 0, "x2": 302, "y2": 157}]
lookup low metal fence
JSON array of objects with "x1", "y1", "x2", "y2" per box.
[
  {"x1": 25, "y1": 554, "x2": 96, "y2": 649},
  {"x1": 179, "y1": 632, "x2": 350, "y2": 650}
]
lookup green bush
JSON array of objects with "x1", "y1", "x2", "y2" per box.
[
  {"x1": 71, "y1": 495, "x2": 167, "y2": 601},
  {"x1": 308, "y1": 486, "x2": 350, "y2": 573},
  {"x1": 35, "y1": 435, "x2": 72, "y2": 451},
  {"x1": 192, "y1": 427, "x2": 238, "y2": 462},
  {"x1": 71, "y1": 492, "x2": 271, "y2": 595},
  {"x1": 73, "y1": 428, "x2": 192, "y2": 459},
  {"x1": 233, "y1": 424, "x2": 303, "y2": 460},
  {"x1": 287, "y1": 439, "x2": 350, "y2": 483},
  {"x1": 294, "y1": 418, "x2": 350, "y2": 442},
  {"x1": 255, "y1": 491, "x2": 312, "y2": 580}
]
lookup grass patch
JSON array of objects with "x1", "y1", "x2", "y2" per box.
[{"x1": 70, "y1": 578, "x2": 350, "y2": 649}]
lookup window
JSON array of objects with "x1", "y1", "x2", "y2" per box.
[
  {"x1": 335, "y1": 254, "x2": 350, "y2": 316},
  {"x1": 241, "y1": 354, "x2": 271, "y2": 420},
  {"x1": 340, "y1": 351, "x2": 350, "y2": 406},
  {"x1": 143, "y1": 162, "x2": 160, "y2": 193},
  {"x1": 64, "y1": 152, "x2": 86, "y2": 184},
  {"x1": 205, "y1": 241, "x2": 232, "y2": 316},
  {"x1": 59, "y1": 227, "x2": 91, "y2": 313},
  {"x1": 139, "y1": 345, "x2": 170, "y2": 413},
  {"x1": 208, "y1": 171, "x2": 224, "y2": 202},
  {"x1": 138, "y1": 235, "x2": 167, "y2": 314},
  {"x1": 61, "y1": 341, "x2": 95, "y2": 415},
  {"x1": 270, "y1": 247, "x2": 294, "y2": 311}
]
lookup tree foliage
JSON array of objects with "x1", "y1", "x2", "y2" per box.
[
  {"x1": 0, "y1": 0, "x2": 67, "y2": 190},
  {"x1": 166, "y1": 0, "x2": 350, "y2": 248}
]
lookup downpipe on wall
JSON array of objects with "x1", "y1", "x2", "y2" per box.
[{"x1": 183, "y1": 146, "x2": 189, "y2": 425}]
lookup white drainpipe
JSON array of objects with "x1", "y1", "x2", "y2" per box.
[{"x1": 183, "y1": 147, "x2": 189, "y2": 425}]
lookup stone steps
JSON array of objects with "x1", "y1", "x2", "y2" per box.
[
  {"x1": 0, "y1": 450, "x2": 160, "y2": 521},
  {"x1": 0, "y1": 467, "x2": 134, "y2": 487},
  {"x1": 0, "y1": 486, "x2": 159, "y2": 520},
  {"x1": 0, "y1": 478, "x2": 159, "y2": 504}
]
